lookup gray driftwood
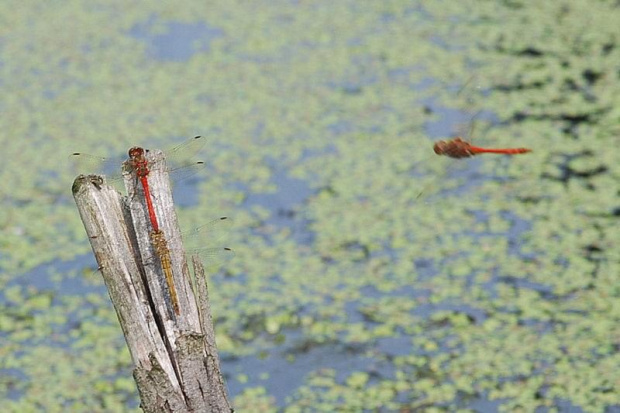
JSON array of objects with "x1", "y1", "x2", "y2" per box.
[{"x1": 72, "y1": 148, "x2": 232, "y2": 413}]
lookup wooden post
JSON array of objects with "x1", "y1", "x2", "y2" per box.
[{"x1": 72, "y1": 148, "x2": 232, "y2": 413}]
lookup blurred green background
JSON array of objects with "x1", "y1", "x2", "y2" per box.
[{"x1": 0, "y1": 1, "x2": 618, "y2": 412}]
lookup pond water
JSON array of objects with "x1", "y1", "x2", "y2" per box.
[{"x1": 0, "y1": 1, "x2": 618, "y2": 412}]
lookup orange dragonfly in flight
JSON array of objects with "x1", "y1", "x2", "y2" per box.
[
  {"x1": 433, "y1": 137, "x2": 532, "y2": 159},
  {"x1": 433, "y1": 77, "x2": 532, "y2": 159}
]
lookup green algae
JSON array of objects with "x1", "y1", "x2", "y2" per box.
[{"x1": 0, "y1": 0, "x2": 618, "y2": 412}]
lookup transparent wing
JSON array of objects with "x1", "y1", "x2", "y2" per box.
[
  {"x1": 181, "y1": 216, "x2": 234, "y2": 270},
  {"x1": 182, "y1": 216, "x2": 232, "y2": 247},
  {"x1": 160, "y1": 135, "x2": 207, "y2": 166},
  {"x1": 186, "y1": 247, "x2": 235, "y2": 270},
  {"x1": 70, "y1": 135, "x2": 209, "y2": 183},
  {"x1": 68, "y1": 152, "x2": 125, "y2": 182},
  {"x1": 166, "y1": 161, "x2": 205, "y2": 182}
]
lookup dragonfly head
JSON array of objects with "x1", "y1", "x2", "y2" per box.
[
  {"x1": 433, "y1": 140, "x2": 448, "y2": 155},
  {"x1": 128, "y1": 146, "x2": 145, "y2": 159}
]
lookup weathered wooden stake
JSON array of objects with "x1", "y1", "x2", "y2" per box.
[{"x1": 72, "y1": 148, "x2": 232, "y2": 413}]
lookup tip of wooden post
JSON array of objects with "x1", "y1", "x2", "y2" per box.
[{"x1": 72, "y1": 174, "x2": 105, "y2": 195}]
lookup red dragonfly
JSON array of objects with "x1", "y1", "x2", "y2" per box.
[
  {"x1": 433, "y1": 79, "x2": 532, "y2": 159},
  {"x1": 433, "y1": 137, "x2": 532, "y2": 159},
  {"x1": 72, "y1": 136, "x2": 207, "y2": 232},
  {"x1": 72, "y1": 136, "x2": 232, "y2": 314},
  {"x1": 410, "y1": 116, "x2": 533, "y2": 203}
]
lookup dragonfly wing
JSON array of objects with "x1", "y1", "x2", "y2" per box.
[
  {"x1": 158, "y1": 135, "x2": 207, "y2": 169},
  {"x1": 182, "y1": 216, "x2": 232, "y2": 247},
  {"x1": 146, "y1": 136, "x2": 209, "y2": 182},
  {"x1": 69, "y1": 152, "x2": 125, "y2": 183},
  {"x1": 414, "y1": 154, "x2": 476, "y2": 205},
  {"x1": 187, "y1": 247, "x2": 235, "y2": 270},
  {"x1": 167, "y1": 161, "x2": 205, "y2": 182}
]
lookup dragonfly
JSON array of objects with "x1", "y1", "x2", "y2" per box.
[
  {"x1": 407, "y1": 111, "x2": 533, "y2": 204},
  {"x1": 433, "y1": 137, "x2": 532, "y2": 159},
  {"x1": 433, "y1": 78, "x2": 532, "y2": 159},
  {"x1": 71, "y1": 135, "x2": 207, "y2": 222},
  {"x1": 73, "y1": 137, "x2": 232, "y2": 315},
  {"x1": 124, "y1": 143, "x2": 190, "y2": 233}
]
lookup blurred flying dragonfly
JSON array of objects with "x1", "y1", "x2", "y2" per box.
[
  {"x1": 433, "y1": 137, "x2": 532, "y2": 158},
  {"x1": 413, "y1": 83, "x2": 534, "y2": 202}
]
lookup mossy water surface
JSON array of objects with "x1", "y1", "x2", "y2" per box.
[{"x1": 0, "y1": 1, "x2": 618, "y2": 412}]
